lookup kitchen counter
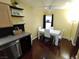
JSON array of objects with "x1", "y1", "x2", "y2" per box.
[{"x1": 0, "y1": 32, "x2": 30, "y2": 46}]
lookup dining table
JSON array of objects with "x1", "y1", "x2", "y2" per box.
[{"x1": 38, "y1": 28, "x2": 62, "y2": 46}]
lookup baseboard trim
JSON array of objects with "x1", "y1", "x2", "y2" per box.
[
  {"x1": 62, "y1": 38, "x2": 76, "y2": 46},
  {"x1": 31, "y1": 36, "x2": 37, "y2": 44},
  {"x1": 32, "y1": 36, "x2": 37, "y2": 40}
]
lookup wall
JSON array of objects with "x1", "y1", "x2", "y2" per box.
[
  {"x1": 54, "y1": 10, "x2": 78, "y2": 41},
  {"x1": 53, "y1": 10, "x2": 72, "y2": 40},
  {"x1": 12, "y1": 0, "x2": 43, "y2": 40},
  {"x1": 29, "y1": 8, "x2": 43, "y2": 39}
]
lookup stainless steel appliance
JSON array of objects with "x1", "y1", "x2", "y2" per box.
[{"x1": 0, "y1": 40, "x2": 22, "y2": 59}]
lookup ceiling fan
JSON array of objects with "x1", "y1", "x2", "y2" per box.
[{"x1": 40, "y1": 0, "x2": 72, "y2": 10}]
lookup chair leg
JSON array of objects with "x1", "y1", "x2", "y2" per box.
[{"x1": 49, "y1": 36, "x2": 54, "y2": 47}]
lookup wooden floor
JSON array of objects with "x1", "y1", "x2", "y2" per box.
[{"x1": 22, "y1": 39, "x2": 78, "y2": 59}]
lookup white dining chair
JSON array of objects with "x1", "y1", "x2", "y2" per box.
[
  {"x1": 37, "y1": 26, "x2": 42, "y2": 40},
  {"x1": 44, "y1": 29, "x2": 51, "y2": 43},
  {"x1": 44, "y1": 29, "x2": 50, "y2": 38},
  {"x1": 44, "y1": 29, "x2": 54, "y2": 45}
]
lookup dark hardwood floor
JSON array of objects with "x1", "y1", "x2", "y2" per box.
[{"x1": 21, "y1": 38, "x2": 78, "y2": 59}]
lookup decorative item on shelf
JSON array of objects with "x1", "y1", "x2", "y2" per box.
[
  {"x1": 13, "y1": 27, "x2": 22, "y2": 35},
  {"x1": 11, "y1": 0, "x2": 19, "y2": 7},
  {"x1": 10, "y1": 6, "x2": 24, "y2": 17}
]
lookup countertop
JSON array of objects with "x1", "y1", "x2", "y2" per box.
[{"x1": 0, "y1": 32, "x2": 30, "y2": 46}]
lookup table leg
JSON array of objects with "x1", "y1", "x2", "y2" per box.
[{"x1": 55, "y1": 36, "x2": 59, "y2": 46}]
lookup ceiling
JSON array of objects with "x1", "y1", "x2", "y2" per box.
[{"x1": 25, "y1": 0, "x2": 73, "y2": 9}]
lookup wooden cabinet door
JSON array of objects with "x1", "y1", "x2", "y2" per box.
[
  {"x1": 20, "y1": 35, "x2": 31, "y2": 55},
  {"x1": 0, "y1": 0, "x2": 11, "y2": 5},
  {"x1": 0, "y1": 3, "x2": 12, "y2": 28}
]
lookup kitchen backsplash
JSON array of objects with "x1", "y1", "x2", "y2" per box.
[
  {"x1": 0, "y1": 27, "x2": 13, "y2": 38},
  {"x1": 0, "y1": 24, "x2": 25, "y2": 38},
  {"x1": 13, "y1": 24, "x2": 25, "y2": 31}
]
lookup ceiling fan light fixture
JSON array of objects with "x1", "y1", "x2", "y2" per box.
[{"x1": 44, "y1": 5, "x2": 52, "y2": 11}]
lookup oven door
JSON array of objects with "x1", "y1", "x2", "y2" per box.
[{"x1": 0, "y1": 40, "x2": 22, "y2": 59}]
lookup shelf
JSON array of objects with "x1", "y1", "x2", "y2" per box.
[
  {"x1": 13, "y1": 23, "x2": 25, "y2": 25},
  {"x1": 11, "y1": 15, "x2": 24, "y2": 17},
  {"x1": 10, "y1": 6, "x2": 24, "y2": 10}
]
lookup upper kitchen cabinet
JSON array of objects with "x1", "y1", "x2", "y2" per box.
[
  {"x1": 0, "y1": 3, "x2": 12, "y2": 28},
  {"x1": 0, "y1": 0, "x2": 11, "y2": 5}
]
